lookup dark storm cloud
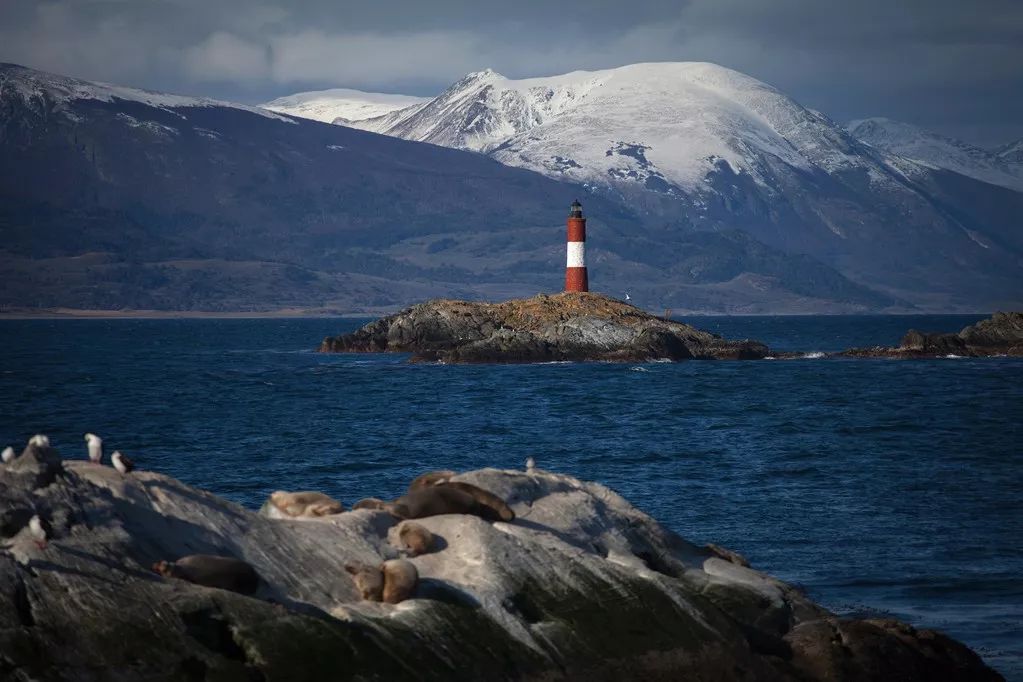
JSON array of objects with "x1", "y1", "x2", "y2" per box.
[{"x1": 2, "y1": 0, "x2": 1021, "y2": 145}]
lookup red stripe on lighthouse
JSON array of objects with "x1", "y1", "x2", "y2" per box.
[{"x1": 565, "y1": 201, "x2": 588, "y2": 292}]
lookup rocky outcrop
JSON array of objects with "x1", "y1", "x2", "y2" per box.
[
  {"x1": 0, "y1": 441, "x2": 1002, "y2": 681},
  {"x1": 318, "y1": 292, "x2": 769, "y2": 363},
  {"x1": 840, "y1": 311, "x2": 1023, "y2": 358}
]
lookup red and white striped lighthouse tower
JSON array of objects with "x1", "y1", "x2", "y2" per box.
[{"x1": 565, "y1": 199, "x2": 588, "y2": 292}]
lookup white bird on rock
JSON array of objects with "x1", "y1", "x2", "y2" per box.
[
  {"x1": 28, "y1": 515, "x2": 47, "y2": 549},
  {"x1": 111, "y1": 451, "x2": 135, "y2": 475},
  {"x1": 84, "y1": 433, "x2": 103, "y2": 464},
  {"x1": 525, "y1": 456, "x2": 536, "y2": 473},
  {"x1": 624, "y1": 293, "x2": 631, "y2": 301},
  {"x1": 1, "y1": 446, "x2": 14, "y2": 464},
  {"x1": 28, "y1": 434, "x2": 50, "y2": 448}
]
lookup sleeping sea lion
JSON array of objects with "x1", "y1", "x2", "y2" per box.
[
  {"x1": 269, "y1": 491, "x2": 344, "y2": 518},
  {"x1": 381, "y1": 559, "x2": 418, "y2": 604},
  {"x1": 345, "y1": 562, "x2": 384, "y2": 601},
  {"x1": 345, "y1": 560, "x2": 419, "y2": 604},
  {"x1": 388, "y1": 486, "x2": 484, "y2": 520},
  {"x1": 435, "y1": 481, "x2": 514, "y2": 522},
  {"x1": 395, "y1": 521, "x2": 434, "y2": 557},
  {"x1": 407, "y1": 470, "x2": 456, "y2": 492},
  {"x1": 152, "y1": 555, "x2": 260, "y2": 595}
]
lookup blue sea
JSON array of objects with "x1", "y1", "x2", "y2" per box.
[{"x1": 2, "y1": 314, "x2": 1021, "y2": 678}]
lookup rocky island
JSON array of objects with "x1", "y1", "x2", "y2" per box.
[
  {"x1": 318, "y1": 292, "x2": 769, "y2": 363},
  {"x1": 840, "y1": 311, "x2": 1023, "y2": 358},
  {"x1": 0, "y1": 439, "x2": 1003, "y2": 681}
]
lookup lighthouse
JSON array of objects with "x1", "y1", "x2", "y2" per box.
[{"x1": 564, "y1": 199, "x2": 588, "y2": 292}]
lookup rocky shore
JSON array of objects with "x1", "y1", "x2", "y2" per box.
[
  {"x1": 0, "y1": 439, "x2": 1003, "y2": 681},
  {"x1": 839, "y1": 311, "x2": 1023, "y2": 358},
  {"x1": 318, "y1": 292, "x2": 769, "y2": 363}
]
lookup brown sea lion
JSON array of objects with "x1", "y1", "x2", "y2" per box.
[
  {"x1": 269, "y1": 491, "x2": 344, "y2": 517},
  {"x1": 381, "y1": 559, "x2": 418, "y2": 604},
  {"x1": 407, "y1": 470, "x2": 456, "y2": 492},
  {"x1": 388, "y1": 486, "x2": 483, "y2": 520},
  {"x1": 345, "y1": 562, "x2": 384, "y2": 601},
  {"x1": 436, "y1": 481, "x2": 514, "y2": 522},
  {"x1": 352, "y1": 497, "x2": 389, "y2": 511},
  {"x1": 395, "y1": 521, "x2": 434, "y2": 557},
  {"x1": 152, "y1": 555, "x2": 260, "y2": 595},
  {"x1": 706, "y1": 543, "x2": 751, "y2": 568}
]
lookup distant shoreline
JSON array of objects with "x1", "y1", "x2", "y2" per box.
[{"x1": 0, "y1": 307, "x2": 994, "y2": 320}]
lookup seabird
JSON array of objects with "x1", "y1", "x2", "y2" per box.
[
  {"x1": 84, "y1": 433, "x2": 103, "y2": 464},
  {"x1": 111, "y1": 451, "x2": 135, "y2": 474},
  {"x1": 28, "y1": 515, "x2": 47, "y2": 549},
  {"x1": 525, "y1": 456, "x2": 536, "y2": 472},
  {"x1": 28, "y1": 434, "x2": 50, "y2": 448},
  {"x1": 1, "y1": 446, "x2": 13, "y2": 464},
  {"x1": 624, "y1": 293, "x2": 631, "y2": 301}
]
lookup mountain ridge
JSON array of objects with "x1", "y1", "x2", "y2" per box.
[{"x1": 1, "y1": 62, "x2": 911, "y2": 314}]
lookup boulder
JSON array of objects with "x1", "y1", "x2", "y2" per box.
[
  {"x1": 319, "y1": 292, "x2": 769, "y2": 363},
  {"x1": 0, "y1": 447, "x2": 1001, "y2": 681}
]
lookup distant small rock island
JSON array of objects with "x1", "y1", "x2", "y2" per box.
[
  {"x1": 318, "y1": 292, "x2": 769, "y2": 363},
  {"x1": 840, "y1": 311, "x2": 1023, "y2": 358}
]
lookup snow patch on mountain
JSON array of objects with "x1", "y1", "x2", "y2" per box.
[
  {"x1": 345, "y1": 62, "x2": 881, "y2": 196},
  {"x1": 0, "y1": 63, "x2": 295, "y2": 123},
  {"x1": 847, "y1": 117, "x2": 1023, "y2": 192},
  {"x1": 260, "y1": 88, "x2": 429, "y2": 124}
]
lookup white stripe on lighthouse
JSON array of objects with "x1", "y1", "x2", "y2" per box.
[{"x1": 566, "y1": 241, "x2": 586, "y2": 267}]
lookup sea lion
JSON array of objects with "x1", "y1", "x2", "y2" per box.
[
  {"x1": 389, "y1": 486, "x2": 482, "y2": 520},
  {"x1": 706, "y1": 543, "x2": 751, "y2": 568},
  {"x1": 152, "y1": 555, "x2": 260, "y2": 595},
  {"x1": 407, "y1": 470, "x2": 456, "y2": 492},
  {"x1": 395, "y1": 521, "x2": 434, "y2": 557},
  {"x1": 269, "y1": 491, "x2": 344, "y2": 518},
  {"x1": 352, "y1": 497, "x2": 389, "y2": 511},
  {"x1": 436, "y1": 481, "x2": 514, "y2": 522},
  {"x1": 345, "y1": 562, "x2": 384, "y2": 601},
  {"x1": 381, "y1": 559, "x2": 418, "y2": 604}
]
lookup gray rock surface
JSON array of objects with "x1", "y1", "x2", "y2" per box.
[
  {"x1": 840, "y1": 311, "x2": 1023, "y2": 358},
  {"x1": 0, "y1": 442, "x2": 1002, "y2": 681},
  {"x1": 319, "y1": 292, "x2": 769, "y2": 363}
]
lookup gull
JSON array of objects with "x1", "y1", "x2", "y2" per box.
[
  {"x1": 624, "y1": 293, "x2": 631, "y2": 302},
  {"x1": 28, "y1": 434, "x2": 50, "y2": 448},
  {"x1": 1, "y1": 446, "x2": 13, "y2": 464},
  {"x1": 84, "y1": 433, "x2": 103, "y2": 464},
  {"x1": 111, "y1": 451, "x2": 135, "y2": 474},
  {"x1": 525, "y1": 456, "x2": 536, "y2": 473},
  {"x1": 29, "y1": 515, "x2": 47, "y2": 549}
]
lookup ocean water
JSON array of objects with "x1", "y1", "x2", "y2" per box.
[{"x1": 2, "y1": 314, "x2": 1021, "y2": 678}]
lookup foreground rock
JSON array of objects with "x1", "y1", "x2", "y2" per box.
[
  {"x1": 319, "y1": 292, "x2": 769, "y2": 363},
  {"x1": 840, "y1": 311, "x2": 1023, "y2": 358},
  {"x1": 0, "y1": 442, "x2": 1002, "y2": 681}
]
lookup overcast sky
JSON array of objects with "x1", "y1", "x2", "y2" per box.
[{"x1": 2, "y1": 0, "x2": 1021, "y2": 146}]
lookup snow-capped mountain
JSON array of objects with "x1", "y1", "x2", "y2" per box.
[
  {"x1": 2, "y1": 62, "x2": 1021, "y2": 312},
  {"x1": 260, "y1": 88, "x2": 429, "y2": 124},
  {"x1": 337, "y1": 62, "x2": 1023, "y2": 309},
  {"x1": 847, "y1": 117, "x2": 1023, "y2": 193},
  {"x1": 347, "y1": 63, "x2": 875, "y2": 195}
]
